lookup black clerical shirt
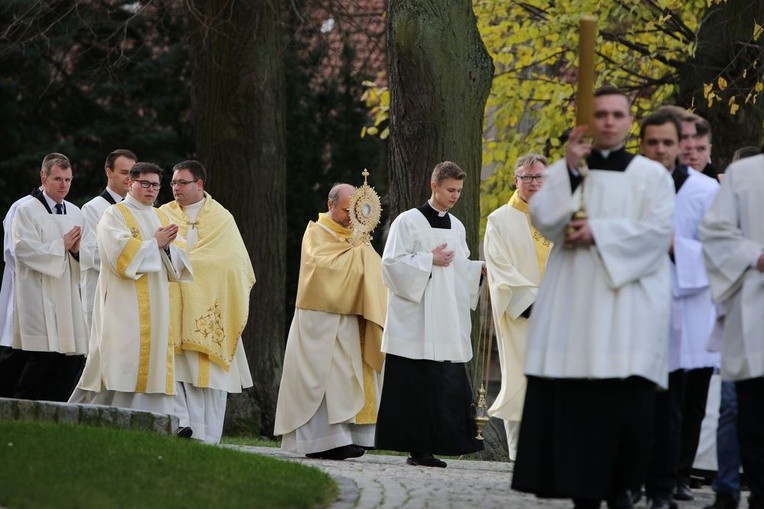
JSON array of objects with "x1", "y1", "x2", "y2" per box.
[{"x1": 569, "y1": 146, "x2": 636, "y2": 192}]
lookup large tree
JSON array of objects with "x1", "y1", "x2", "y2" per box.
[
  {"x1": 387, "y1": 0, "x2": 494, "y2": 255},
  {"x1": 678, "y1": 0, "x2": 764, "y2": 170},
  {"x1": 476, "y1": 0, "x2": 764, "y2": 229},
  {"x1": 184, "y1": 0, "x2": 286, "y2": 435}
]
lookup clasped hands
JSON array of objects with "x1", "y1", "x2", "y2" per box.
[
  {"x1": 63, "y1": 226, "x2": 81, "y2": 255},
  {"x1": 432, "y1": 243, "x2": 487, "y2": 274},
  {"x1": 155, "y1": 224, "x2": 179, "y2": 249}
]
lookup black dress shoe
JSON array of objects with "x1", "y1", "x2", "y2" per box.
[
  {"x1": 305, "y1": 444, "x2": 365, "y2": 460},
  {"x1": 703, "y1": 492, "x2": 738, "y2": 509},
  {"x1": 406, "y1": 453, "x2": 447, "y2": 468},
  {"x1": 647, "y1": 496, "x2": 677, "y2": 509},
  {"x1": 177, "y1": 426, "x2": 193, "y2": 439},
  {"x1": 674, "y1": 482, "x2": 694, "y2": 501}
]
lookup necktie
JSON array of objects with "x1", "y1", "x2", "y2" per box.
[{"x1": 55, "y1": 203, "x2": 63, "y2": 215}]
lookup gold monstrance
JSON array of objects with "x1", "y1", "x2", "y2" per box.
[
  {"x1": 565, "y1": 16, "x2": 597, "y2": 248},
  {"x1": 348, "y1": 168, "x2": 382, "y2": 246}
]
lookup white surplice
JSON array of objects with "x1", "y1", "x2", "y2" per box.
[
  {"x1": 74, "y1": 194, "x2": 192, "y2": 403},
  {"x1": 669, "y1": 168, "x2": 719, "y2": 371},
  {"x1": 526, "y1": 156, "x2": 674, "y2": 387},
  {"x1": 699, "y1": 154, "x2": 764, "y2": 381},
  {"x1": 484, "y1": 203, "x2": 545, "y2": 423},
  {"x1": 80, "y1": 189, "x2": 121, "y2": 332},
  {"x1": 381, "y1": 209, "x2": 483, "y2": 362},
  {"x1": 12, "y1": 198, "x2": 87, "y2": 354},
  {"x1": 1, "y1": 195, "x2": 35, "y2": 348}
]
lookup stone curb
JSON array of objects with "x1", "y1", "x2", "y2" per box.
[{"x1": 0, "y1": 397, "x2": 178, "y2": 435}]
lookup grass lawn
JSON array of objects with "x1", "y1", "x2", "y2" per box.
[{"x1": 0, "y1": 420, "x2": 336, "y2": 509}]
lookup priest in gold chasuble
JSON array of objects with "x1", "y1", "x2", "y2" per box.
[{"x1": 274, "y1": 183, "x2": 386, "y2": 460}]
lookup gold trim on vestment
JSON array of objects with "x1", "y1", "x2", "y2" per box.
[
  {"x1": 509, "y1": 193, "x2": 552, "y2": 277},
  {"x1": 116, "y1": 203, "x2": 153, "y2": 392},
  {"x1": 115, "y1": 203, "x2": 143, "y2": 278}
]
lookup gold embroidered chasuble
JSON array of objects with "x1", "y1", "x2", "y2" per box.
[
  {"x1": 161, "y1": 194, "x2": 255, "y2": 375},
  {"x1": 292, "y1": 213, "x2": 387, "y2": 424}
]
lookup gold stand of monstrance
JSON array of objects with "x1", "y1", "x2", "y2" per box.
[
  {"x1": 565, "y1": 16, "x2": 597, "y2": 249},
  {"x1": 348, "y1": 168, "x2": 382, "y2": 245},
  {"x1": 473, "y1": 284, "x2": 495, "y2": 440}
]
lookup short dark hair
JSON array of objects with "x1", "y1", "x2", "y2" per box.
[
  {"x1": 130, "y1": 162, "x2": 163, "y2": 179},
  {"x1": 105, "y1": 149, "x2": 137, "y2": 170},
  {"x1": 694, "y1": 117, "x2": 712, "y2": 142},
  {"x1": 732, "y1": 146, "x2": 760, "y2": 162},
  {"x1": 431, "y1": 161, "x2": 466, "y2": 184},
  {"x1": 639, "y1": 110, "x2": 682, "y2": 140},
  {"x1": 594, "y1": 84, "x2": 629, "y2": 102},
  {"x1": 172, "y1": 160, "x2": 206, "y2": 184},
  {"x1": 42, "y1": 157, "x2": 71, "y2": 176}
]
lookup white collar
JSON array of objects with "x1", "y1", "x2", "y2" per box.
[{"x1": 427, "y1": 199, "x2": 448, "y2": 217}]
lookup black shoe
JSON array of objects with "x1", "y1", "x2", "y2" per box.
[
  {"x1": 305, "y1": 444, "x2": 365, "y2": 460},
  {"x1": 406, "y1": 453, "x2": 447, "y2": 468},
  {"x1": 703, "y1": 492, "x2": 738, "y2": 509},
  {"x1": 177, "y1": 426, "x2": 193, "y2": 439},
  {"x1": 647, "y1": 496, "x2": 677, "y2": 509},
  {"x1": 631, "y1": 486, "x2": 643, "y2": 506},
  {"x1": 607, "y1": 490, "x2": 633, "y2": 509},
  {"x1": 674, "y1": 482, "x2": 694, "y2": 501}
]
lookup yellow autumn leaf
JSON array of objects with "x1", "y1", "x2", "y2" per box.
[
  {"x1": 730, "y1": 102, "x2": 740, "y2": 115},
  {"x1": 703, "y1": 82, "x2": 713, "y2": 98},
  {"x1": 718, "y1": 77, "x2": 728, "y2": 90},
  {"x1": 754, "y1": 21, "x2": 763, "y2": 41},
  {"x1": 755, "y1": 82, "x2": 764, "y2": 93}
]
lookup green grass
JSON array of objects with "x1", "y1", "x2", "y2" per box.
[{"x1": 0, "y1": 420, "x2": 336, "y2": 509}]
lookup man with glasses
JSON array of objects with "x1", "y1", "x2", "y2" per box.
[
  {"x1": 159, "y1": 160, "x2": 255, "y2": 443},
  {"x1": 512, "y1": 85, "x2": 675, "y2": 509},
  {"x1": 80, "y1": 149, "x2": 137, "y2": 331},
  {"x1": 484, "y1": 153, "x2": 550, "y2": 461},
  {"x1": 71, "y1": 162, "x2": 192, "y2": 415},
  {"x1": 7, "y1": 156, "x2": 87, "y2": 401}
]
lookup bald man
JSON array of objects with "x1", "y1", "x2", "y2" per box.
[{"x1": 274, "y1": 184, "x2": 387, "y2": 461}]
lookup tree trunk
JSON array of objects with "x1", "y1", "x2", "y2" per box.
[
  {"x1": 386, "y1": 0, "x2": 494, "y2": 456},
  {"x1": 677, "y1": 0, "x2": 764, "y2": 171},
  {"x1": 387, "y1": 0, "x2": 494, "y2": 253},
  {"x1": 185, "y1": 0, "x2": 286, "y2": 436}
]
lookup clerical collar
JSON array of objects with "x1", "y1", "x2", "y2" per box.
[
  {"x1": 418, "y1": 202, "x2": 451, "y2": 229},
  {"x1": 427, "y1": 199, "x2": 449, "y2": 217},
  {"x1": 593, "y1": 144, "x2": 624, "y2": 159},
  {"x1": 586, "y1": 145, "x2": 634, "y2": 172}
]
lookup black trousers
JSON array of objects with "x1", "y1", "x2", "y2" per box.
[
  {"x1": 0, "y1": 346, "x2": 31, "y2": 397},
  {"x1": 677, "y1": 367, "x2": 713, "y2": 483},
  {"x1": 512, "y1": 376, "x2": 655, "y2": 502},
  {"x1": 736, "y1": 377, "x2": 764, "y2": 508},
  {"x1": 375, "y1": 354, "x2": 483, "y2": 456},
  {"x1": 645, "y1": 369, "x2": 685, "y2": 498},
  {"x1": 13, "y1": 351, "x2": 84, "y2": 401}
]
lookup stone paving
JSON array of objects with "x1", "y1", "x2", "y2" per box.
[{"x1": 236, "y1": 446, "x2": 718, "y2": 509}]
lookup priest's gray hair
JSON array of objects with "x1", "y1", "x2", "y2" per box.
[{"x1": 511, "y1": 153, "x2": 547, "y2": 190}]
